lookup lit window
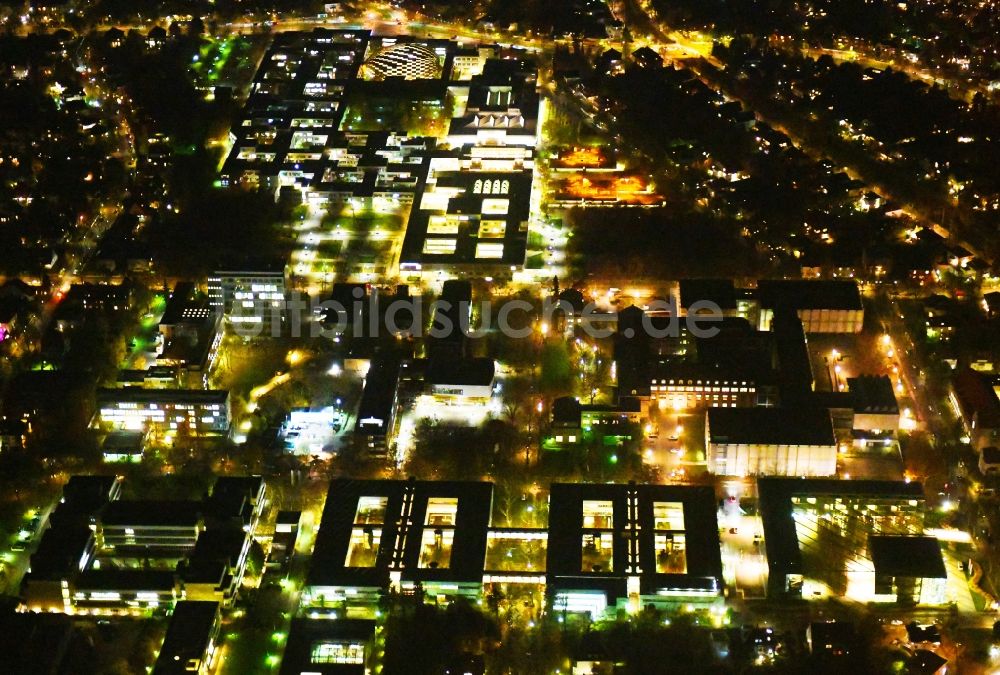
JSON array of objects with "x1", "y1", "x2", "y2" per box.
[
  {"x1": 581, "y1": 532, "x2": 613, "y2": 572},
  {"x1": 354, "y1": 496, "x2": 388, "y2": 524},
  {"x1": 582, "y1": 500, "x2": 613, "y2": 529},
  {"x1": 654, "y1": 533, "x2": 686, "y2": 573},
  {"x1": 475, "y1": 242, "x2": 504, "y2": 259},
  {"x1": 418, "y1": 527, "x2": 454, "y2": 569},
  {"x1": 425, "y1": 498, "x2": 458, "y2": 527},
  {"x1": 345, "y1": 527, "x2": 382, "y2": 567},
  {"x1": 312, "y1": 641, "x2": 365, "y2": 665},
  {"x1": 423, "y1": 239, "x2": 457, "y2": 255},
  {"x1": 653, "y1": 502, "x2": 685, "y2": 530}
]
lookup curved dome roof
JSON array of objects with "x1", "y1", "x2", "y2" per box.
[{"x1": 362, "y1": 43, "x2": 442, "y2": 80}]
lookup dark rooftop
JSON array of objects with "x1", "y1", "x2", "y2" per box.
[
  {"x1": 152, "y1": 601, "x2": 221, "y2": 675},
  {"x1": 809, "y1": 621, "x2": 857, "y2": 657},
  {"x1": 278, "y1": 618, "x2": 375, "y2": 675},
  {"x1": 0, "y1": 610, "x2": 75, "y2": 675},
  {"x1": 60, "y1": 475, "x2": 121, "y2": 518},
  {"x1": 75, "y1": 569, "x2": 177, "y2": 591},
  {"x1": 204, "y1": 475, "x2": 264, "y2": 523},
  {"x1": 707, "y1": 407, "x2": 835, "y2": 446},
  {"x1": 679, "y1": 279, "x2": 737, "y2": 311},
  {"x1": 96, "y1": 388, "x2": 230, "y2": 405},
  {"x1": 848, "y1": 375, "x2": 899, "y2": 415},
  {"x1": 99, "y1": 500, "x2": 204, "y2": 527},
  {"x1": 552, "y1": 396, "x2": 583, "y2": 425},
  {"x1": 308, "y1": 479, "x2": 493, "y2": 589},
  {"x1": 425, "y1": 357, "x2": 495, "y2": 387},
  {"x1": 757, "y1": 279, "x2": 863, "y2": 311},
  {"x1": 27, "y1": 524, "x2": 93, "y2": 580},
  {"x1": 952, "y1": 368, "x2": 1000, "y2": 429},
  {"x1": 869, "y1": 536, "x2": 946, "y2": 579},
  {"x1": 908, "y1": 649, "x2": 947, "y2": 675}
]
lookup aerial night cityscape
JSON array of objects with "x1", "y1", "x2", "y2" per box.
[{"x1": 2, "y1": 1, "x2": 1000, "y2": 675}]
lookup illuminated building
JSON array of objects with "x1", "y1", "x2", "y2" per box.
[
  {"x1": 949, "y1": 367, "x2": 1000, "y2": 450},
  {"x1": 52, "y1": 283, "x2": 132, "y2": 331},
  {"x1": 208, "y1": 263, "x2": 286, "y2": 334},
  {"x1": 100, "y1": 430, "x2": 147, "y2": 463},
  {"x1": 706, "y1": 407, "x2": 838, "y2": 477},
  {"x1": 152, "y1": 601, "x2": 222, "y2": 675},
  {"x1": 303, "y1": 479, "x2": 493, "y2": 609},
  {"x1": 400, "y1": 166, "x2": 534, "y2": 278},
  {"x1": 278, "y1": 619, "x2": 376, "y2": 675},
  {"x1": 24, "y1": 476, "x2": 263, "y2": 614},
  {"x1": 548, "y1": 396, "x2": 643, "y2": 448},
  {"x1": 756, "y1": 280, "x2": 864, "y2": 334},
  {"x1": 646, "y1": 362, "x2": 764, "y2": 410},
  {"x1": 302, "y1": 479, "x2": 723, "y2": 619},
  {"x1": 95, "y1": 388, "x2": 231, "y2": 436},
  {"x1": 845, "y1": 375, "x2": 900, "y2": 448},
  {"x1": 360, "y1": 42, "x2": 443, "y2": 80},
  {"x1": 549, "y1": 173, "x2": 663, "y2": 207},
  {"x1": 446, "y1": 59, "x2": 539, "y2": 148},
  {"x1": 757, "y1": 478, "x2": 947, "y2": 604},
  {"x1": 157, "y1": 282, "x2": 222, "y2": 378},
  {"x1": 220, "y1": 30, "x2": 371, "y2": 191},
  {"x1": 547, "y1": 483, "x2": 723, "y2": 617},
  {"x1": 353, "y1": 356, "x2": 401, "y2": 459},
  {"x1": 425, "y1": 357, "x2": 495, "y2": 400},
  {"x1": 615, "y1": 309, "x2": 777, "y2": 411}
]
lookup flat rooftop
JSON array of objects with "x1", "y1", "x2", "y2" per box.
[
  {"x1": 546, "y1": 483, "x2": 722, "y2": 600},
  {"x1": 758, "y1": 477, "x2": 926, "y2": 583},
  {"x1": 758, "y1": 279, "x2": 863, "y2": 311},
  {"x1": 869, "y1": 535, "x2": 946, "y2": 579},
  {"x1": 425, "y1": 357, "x2": 495, "y2": 387},
  {"x1": 152, "y1": 601, "x2": 221, "y2": 675},
  {"x1": 848, "y1": 375, "x2": 899, "y2": 415},
  {"x1": 278, "y1": 618, "x2": 375, "y2": 675},
  {"x1": 99, "y1": 500, "x2": 204, "y2": 528},
  {"x1": 707, "y1": 407, "x2": 835, "y2": 447},
  {"x1": 307, "y1": 479, "x2": 493, "y2": 590},
  {"x1": 679, "y1": 279, "x2": 737, "y2": 311},
  {"x1": 96, "y1": 388, "x2": 230, "y2": 405}
]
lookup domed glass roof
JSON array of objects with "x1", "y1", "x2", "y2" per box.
[{"x1": 361, "y1": 43, "x2": 442, "y2": 80}]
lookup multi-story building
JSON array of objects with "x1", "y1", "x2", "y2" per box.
[
  {"x1": 549, "y1": 396, "x2": 643, "y2": 448},
  {"x1": 446, "y1": 59, "x2": 539, "y2": 148},
  {"x1": 152, "y1": 601, "x2": 223, "y2": 675},
  {"x1": 157, "y1": 282, "x2": 222, "y2": 378},
  {"x1": 95, "y1": 388, "x2": 231, "y2": 436},
  {"x1": 303, "y1": 479, "x2": 493, "y2": 609},
  {"x1": 547, "y1": 483, "x2": 723, "y2": 616},
  {"x1": 278, "y1": 619, "x2": 376, "y2": 675},
  {"x1": 24, "y1": 476, "x2": 263, "y2": 614},
  {"x1": 846, "y1": 375, "x2": 900, "y2": 447},
  {"x1": 353, "y1": 356, "x2": 401, "y2": 459},
  {"x1": 706, "y1": 407, "x2": 838, "y2": 477},
  {"x1": 757, "y1": 478, "x2": 944, "y2": 604},
  {"x1": 950, "y1": 367, "x2": 1000, "y2": 450},
  {"x1": 646, "y1": 362, "x2": 764, "y2": 411},
  {"x1": 756, "y1": 279, "x2": 864, "y2": 334},
  {"x1": 301, "y1": 479, "x2": 724, "y2": 619},
  {"x1": 424, "y1": 357, "x2": 496, "y2": 401},
  {"x1": 208, "y1": 263, "x2": 286, "y2": 335},
  {"x1": 399, "y1": 159, "x2": 535, "y2": 280}
]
